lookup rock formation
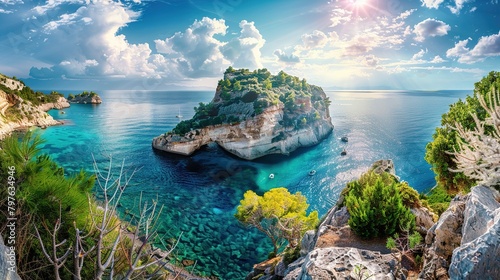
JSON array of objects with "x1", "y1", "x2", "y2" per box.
[
  {"x1": 420, "y1": 186, "x2": 500, "y2": 279},
  {"x1": 0, "y1": 75, "x2": 68, "y2": 139},
  {"x1": 0, "y1": 236, "x2": 21, "y2": 280},
  {"x1": 153, "y1": 68, "x2": 334, "y2": 160},
  {"x1": 67, "y1": 91, "x2": 102, "y2": 104}
]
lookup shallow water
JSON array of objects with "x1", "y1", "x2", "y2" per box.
[{"x1": 38, "y1": 89, "x2": 470, "y2": 278}]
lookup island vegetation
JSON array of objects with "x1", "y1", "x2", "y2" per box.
[
  {"x1": 171, "y1": 67, "x2": 330, "y2": 135},
  {"x1": 67, "y1": 91, "x2": 102, "y2": 104}
]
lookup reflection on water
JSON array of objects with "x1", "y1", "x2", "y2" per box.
[{"x1": 37, "y1": 89, "x2": 471, "y2": 278}]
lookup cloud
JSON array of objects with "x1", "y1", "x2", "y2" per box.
[
  {"x1": 301, "y1": 30, "x2": 328, "y2": 49},
  {"x1": 447, "y1": 32, "x2": 500, "y2": 63},
  {"x1": 155, "y1": 17, "x2": 228, "y2": 77},
  {"x1": 33, "y1": 0, "x2": 84, "y2": 15},
  {"x1": 362, "y1": 55, "x2": 379, "y2": 67},
  {"x1": 448, "y1": 0, "x2": 471, "y2": 14},
  {"x1": 431, "y1": 55, "x2": 445, "y2": 63},
  {"x1": 273, "y1": 49, "x2": 300, "y2": 63},
  {"x1": 330, "y1": 8, "x2": 351, "y2": 27},
  {"x1": 420, "y1": 0, "x2": 444, "y2": 9},
  {"x1": 30, "y1": 1, "x2": 158, "y2": 79},
  {"x1": 412, "y1": 49, "x2": 427, "y2": 60},
  {"x1": 221, "y1": 20, "x2": 266, "y2": 69},
  {"x1": 0, "y1": 8, "x2": 12, "y2": 13},
  {"x1": 413, "y1": 18, "x2": 450, "y2": 42},
  {"x1": 0, "y1": 0, "x2": 23, "y2": 4}
]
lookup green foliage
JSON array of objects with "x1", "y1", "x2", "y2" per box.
[
  {"x1": 425, "y1": 71, "x2": 500, "y2": 192},
  {"x1": 344, "y1": 172, "x2": 416, "y2": 238},
  {"x1": 282, "y1": 245, "x2": 300, "y2": 265},
  {"x1": 0, "y1": 132, "x2": 95, "y2": 279},
  {"x1": 235, "y1": 188, "x2": 319, "y2": 254},
  {"x1": 420, "y1": 185, "x2": 452, "y2": 216}
]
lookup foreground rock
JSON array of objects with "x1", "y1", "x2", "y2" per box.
[
  {"x1": 153, "y1": 68, "x2": 334, "y2": 160},
  {"x1": 0, "y1": 236, "x2": 21, "y2": 280},
  {"x1": 420, "y1": 186, "x2": 500, "y2": 279}
]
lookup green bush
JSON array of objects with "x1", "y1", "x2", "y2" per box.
[
  {"x1": 344, "y1": 172, "x2": 415, "y2": 238},
  {"x1": 425, "y1": 71, "x2": 500, "y2": 192}
]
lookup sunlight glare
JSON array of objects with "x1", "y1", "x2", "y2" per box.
[{"x1": 351, "y1": 0, "x2": 367, "y2": 6}]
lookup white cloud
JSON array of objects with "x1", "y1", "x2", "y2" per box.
[
  {"x1": 362, "y1": 55, "x2": 379, "y2": 67},
  {"x1": 420, "y1": 0, "x2": 444, "y2": 9},
  {"x1": 0, "y1": 0, "x2": 23, "y2": 4},
  {"x1": 273, "y1": 49, "x2": 300, "y2": 64},
  {"x1": 0, "y1": 8, "x2": 13, "y2": 13},
  {"x1": 469, "y1": 7, "x2": 477, "y2": 12},
  {"x1": 413, "y1": 18, "x2": 450, "y2": 42},
  {"x1": 448, "y1": 0, "x2": 471, "y2": 14},
  {"x1": 330, "y1": 8, "x2": 351, "y2": 27},
  {"x1": 447, "y1": 32, "x2": 500, "y2": 63},
  {"x1": 412, "y1": 49, "x2": 427, "y2": 60},
  {"x1": 301, "y1": 30, "x2": 328, "y2": 49},
  {"x1": 431, "y1": 55, "x2": 445, "y2": 63},
  {"x1": 221, "y1": 20, "x2": 266, "y2": 69},
  {"x1": 155, "y1": 17, "x2": 228, "y2": 77},
  {"x1": 30, "y1": 1, "x2": 158, "y2": 79},
  {"x1": 33, "y1": 0, "x2": 84, "y2": 15}
]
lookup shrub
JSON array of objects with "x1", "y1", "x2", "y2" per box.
[
  {"x1": 235, "y1": 188, "x2": 319, "y2": 254},
  {"x1": 344, "y1": 172, "x2": 415, "y2": 238}
]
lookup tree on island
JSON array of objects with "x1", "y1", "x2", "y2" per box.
[{"x1": 235, "y1": 188, "x2": 319, "y2": 255}]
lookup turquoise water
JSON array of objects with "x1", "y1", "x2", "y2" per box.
[{"x1": 37, "y1": 89, "x2": 470, "y2": 279}]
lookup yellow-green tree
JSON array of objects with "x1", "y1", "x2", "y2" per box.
[{"x1": 235, "y1": 188, "x2": 319, "y2": 255}]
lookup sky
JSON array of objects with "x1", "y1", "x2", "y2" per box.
[{"x1": 0, "y1": 0, "x2": 499, "y2": 91}]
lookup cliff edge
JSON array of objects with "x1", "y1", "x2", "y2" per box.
[
  {"x1": 152, "y1": 68, "x2": 334, "y2": 160},
  {"x1": 0, "y1": 74, "x2": 70, "y2": 139}
]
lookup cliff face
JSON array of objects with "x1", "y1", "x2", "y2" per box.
[
  {"x1": 152, "y1": 68, "x2": 334, "y2": 160},
  {"x1": 0, "y1": 75, "x2": 69, "y2": 139}
]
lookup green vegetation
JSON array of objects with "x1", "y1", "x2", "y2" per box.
[
  {"x1": 420, "y1": 185, "x2": 452, "y2": 216},
  {"x1": 67, "y1": 91, "x2": 99, "y2": 100},
  {"x1": 343, "y1": 171, "x2": 416, "y2": 239},
  {"x1": 0, "y1": 81, "x2": 63, "y2": 106},
  {"x1": 425, "y1": 71, "x2": 500, "y2": 193},
  {"x1": 235, "y1": 187, "x2": 319, "y2": 255},
  {"x1": 0, "y1": 132, "x2": 176, "y2": 279},
  {"x1": 170, "y1": 67, "x2": 329, "y2": 135}
]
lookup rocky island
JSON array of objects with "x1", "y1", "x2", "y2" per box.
[
  {"x1": 0, "y1": 74, "x2": 70, "y2": 139},
  {"x1": 67, "y1": 91, "x2": 102, "y2": 104},
  {"x1": 152, "y1": 67, "x2": 334, "y2": 160}
]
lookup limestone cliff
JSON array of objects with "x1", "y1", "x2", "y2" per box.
[
  {"x1": 152, "y1": 68, "x2": 334, "y2": 160},
  {"x1": 0, "y1": 74, "x2": 69, "y2": 139}
]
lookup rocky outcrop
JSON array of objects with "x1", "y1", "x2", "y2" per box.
[
  {"x1": 153, "y1": 69, "x2": 334, "y2": 160},
  {"x1": 153, "y1": 104, "x2": 333, "y2": 160},
  {"x1": 0, "y1": 88, "x2": 61, "y2": 139},
  {"x1": 420, "y1": 186, "x2": 500, "y2": 280},
  {"x1": 284, "y1": 247, "x2": 395, "y2": 280},
  {"x1": 448, "y1": 186, "x2": 500, "y2": 279},
  {"x1": 68, "y1": 92, "x2": 102, "y2": 104},
  {"x1": 0, "y1": 235, "x2": 21, "y2": 280},
  {"x1": 37, "y1": 96, "x2": 70, "y2": 111}
]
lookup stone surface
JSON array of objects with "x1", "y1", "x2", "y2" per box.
[
  {"x1": 0, "y1": 88, "x2": 62, "y2": 139},
  {"x1": 153, "y1": 104, "x2": 333, "y2": 160},
  {"x1": 419, "y1": 194, "x2": 467, "y2": 280},
  {"x1": 284, "y1": 247, "x2": 395, "y2": 280},
  {"x1": 448, "y1": 186, "x2": 500, "y2": 279},
  {"x1": 0, "y1": 236, "x2": 21, "y2": 280},
  {"x1": 37, "y1": 96, "x2": 70, "y2": 111},
  {"x1": 411, "y1": 206, "x2": 436, "y2": 235},
  {"x1": 300, "y1": 230, "x2": 316, "y2": 257}
]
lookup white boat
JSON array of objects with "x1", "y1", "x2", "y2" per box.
[
  {"x1": 176, "y1": 107, "x2": 182, "y2": 118},
  {"x1": 269, "y1": 173, "x2": 275, "y2": 179},
  {"x1": 308, "y1": 170, "x2": 316, "y2": 176}
]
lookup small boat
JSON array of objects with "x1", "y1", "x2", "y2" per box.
[
  {"x1": 60, "y1": 111, "x2": 66, "y2": 114},
  {"x1": 176, "y1": 107, "x2": 182, "y2": 118},
  {"x1": 269, "y1": 173, "x2": 275, "y2": 179},
  {"x1": 341, "y1": 136, "x2": 348, "y2": 142},
  {"x1": 308, "y1": 170, "x2": 316, "y2": 176},
  {"x1": 341, "y1": 149, "x2": 347, "y2": 156}
]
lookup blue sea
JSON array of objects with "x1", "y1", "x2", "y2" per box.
[{"x1": 37, "y1": 89, "x2": 470, "y2": 279}]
